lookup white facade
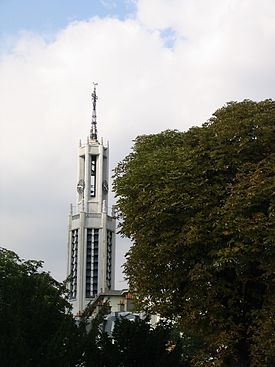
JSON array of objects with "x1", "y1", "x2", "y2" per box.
[{"x1": 67, "y1": 86, "x2": 116, "y2": 315}]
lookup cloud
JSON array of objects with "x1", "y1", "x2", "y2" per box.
[{"x1": 1, "y1": 1, "x2": 275, "y2": 285}]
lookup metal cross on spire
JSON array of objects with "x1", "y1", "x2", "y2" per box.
[{"x1": 90, "y1": 82, "x2": 98, "y2": 140}]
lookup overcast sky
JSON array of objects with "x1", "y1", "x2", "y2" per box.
[{"x1": 1, "y1": 0, "x2": 275, "y2": 287}]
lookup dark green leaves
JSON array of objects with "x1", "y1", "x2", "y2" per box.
[
  {"x1": 113, "y1": 100, "x2": 275, "y2": 366},
  {"x1": 0, "y1": 248, "x2": 80, "y2": 367}
]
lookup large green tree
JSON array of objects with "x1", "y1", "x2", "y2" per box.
[
  {"x1": 0, "y1": 248, "x2": 81, "y2": 367},
  {"x1": 113, "y1": 100, "x2": 275, "y2": 366}
]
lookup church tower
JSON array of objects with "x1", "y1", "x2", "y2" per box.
[{"x1": 67, "y1": 84, "x2": 116, "y2": 314}]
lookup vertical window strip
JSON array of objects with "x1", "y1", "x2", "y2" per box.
[
  {"x1": 106, "y1": 230, "x2": 113, "y2": 290},
  {"x1": 70, "y1": 229, "x2": 78, "y2": 299},
  {"x1": 86, "y1": 228, "x2": 99, "y2": 297}
]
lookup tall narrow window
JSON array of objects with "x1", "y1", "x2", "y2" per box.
[
  {"x1": 70, "y1": 229, "x2": 78, "y2": 299},
  {"x1": 106, "y1": 230, "x2": 113, "y2": 290},
  {"x1": 86, "y1": 228, "x2": 99, "y2": 297},
  {"x1": 90, "y1": 155, "x2": 96, "y2": 197}
]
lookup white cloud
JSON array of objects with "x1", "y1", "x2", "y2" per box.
[{"x1": 1, "y1": 1, "x2": 275, "y2": 285}]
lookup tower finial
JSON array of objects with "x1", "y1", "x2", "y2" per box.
[{"x1": 90, "y1": 82, "x2": 98, "y2": 140}]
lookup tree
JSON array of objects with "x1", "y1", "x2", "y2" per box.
[
  {"x1": 113, "y1": 100, "x2": 275, "y2": 366},
  {"x1": 81, "y1": 311, "x2": 187, "y2": 367},
  {"x1": 0, "y1": 248, "x2": 81, "y2": 367},
  {"x1": 79, "y1": 301, "x2": 113, "y2": 367},
  {"x1": 79, "y1": 299, "x2": 187, "y2": 367},
  {"x1": 110, "y1": 316, "x2": 186, "y2": 367}
]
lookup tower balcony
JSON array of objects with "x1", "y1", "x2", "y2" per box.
[{"x1": 69, "y1": 204, "x2": 116, "y2": 218}]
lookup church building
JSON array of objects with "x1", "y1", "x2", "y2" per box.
[{"x1": 67, "y1": 85, "x2": 116, "y2": 314}]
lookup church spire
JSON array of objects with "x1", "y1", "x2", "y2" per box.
[{"x1": 90, "y1": 82, "x2": 98, "y2": 141}]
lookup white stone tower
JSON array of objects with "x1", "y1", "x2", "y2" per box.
[{"x1": 67, "y1": 84, "x2": 116, "y2": 314}]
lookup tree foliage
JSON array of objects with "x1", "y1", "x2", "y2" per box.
[
  {"x1": 0, "y1": 248, "x2": 81, "y2": 367},
  {"x1": 113, "y1": 100, "x2": 275, "y2": 366},
  {"x1": 110, "y1": 317, "x2": 185, "y2": 367},
  {"x1": 81, "y1": 312, "x2": 187, "y2": 367},
  {"x1": 0, "y1": 248, "x2": 188, "y2": 366}
]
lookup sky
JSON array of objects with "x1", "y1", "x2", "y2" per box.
[{"x1": 1, "y1": 0, "x2": 275, "y2": 288}]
